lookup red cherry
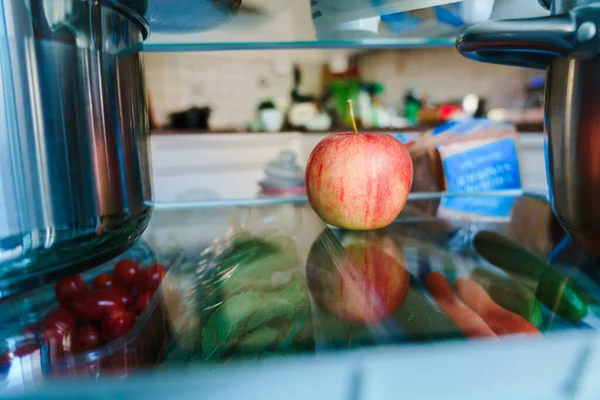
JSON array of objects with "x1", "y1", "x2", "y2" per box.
[
  {"x1": 71, "y1": 289, "x2": 124, "y2": 322},
  {"x1": 105, "y1": 287, "x2": 135, "y2": 309},
  {"x1": 23, "y1": 322, "x2": 41, "y2": 335},
  {"x1": 41, "y1": 325, "x2": 70, "y2": 357},
  {"x1": 92, "y1": 273, "x2": 114, "y2": 290},
  {"x1": 55, "y1": 275, "x2": 88, "y2": 308},
  {"x1": 101, "y1": 308, "x2": 134, "y2": 341},
  {"x1": 134, "y1": 264, "x2": 166, "y2": 294},
  {"x1": 72, "y1": 326, "x2": 101, "y2": 354},
  {"x1": 114, "y1": 259, "x2": 141, "y2": 289},
  {"x1": 130, "y1": 292, "x2": 152, "y2": 316},
  {"x1": 43, "y1": 308, "x2": 76, "y2": 336}
]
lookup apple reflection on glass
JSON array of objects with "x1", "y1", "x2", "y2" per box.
[{"x1": 306, "y1": 229, "x2": 410, "y2": 325}]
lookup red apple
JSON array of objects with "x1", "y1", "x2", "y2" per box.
[
  {"x1": 307, "y1": 230, "x2": 410, "y2": 325},
  {"x1": 305, "y1": 132, "x2": 413, "y2": 230}
]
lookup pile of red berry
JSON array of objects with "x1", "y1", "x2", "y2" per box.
[{"x1": 1, "y1": 259, "x2": 166, "y2": 362}]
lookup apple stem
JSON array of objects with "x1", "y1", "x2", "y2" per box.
[{"x1": 347, "y1": 100, "x2": 359, "y2": 135}]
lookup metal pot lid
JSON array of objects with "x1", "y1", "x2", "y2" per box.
[{"x1": 457, "y1": 1, "x2": 600, "y2": 70}]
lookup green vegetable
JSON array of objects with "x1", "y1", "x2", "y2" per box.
[
  {"x1": 278, "y1": 309, "x2": 314, "y2": 350},
  {"x1": 312, "y1": 310, "x2": 376, "y2": 349},
  {"x1": 171, "y1": 234, "x2": 314, "y2": 364},
  {"x1": 472, "y1": 231, "x2": 547, "y2": 278},
  {"x1": 473, "y1": 231, "x2": 588, "y2": 323},
  {"x1": 536, "y1": 269, "x2": 588, "y2": 323},
  {"x1": 237, "y1": 327, "x2": 281, "y2": 352},
  {"x1": 217, "y1": 235, "x2": 299, "y2": 297},
  {"x1": 471, "y1": 268, "x2": 543, "y2": 327},
  {"x1": 232, "y1": 309, "x2": 315, "y2": 358},
  {"x1": 395, "y1": 283, "x2": 463, "y2": 342},
  {"x1": 217, "y1": 237, "x2": 281, "y2": 272},
  {"x1": 200, "y1": 277, "x2": 309, "y2": 360}
]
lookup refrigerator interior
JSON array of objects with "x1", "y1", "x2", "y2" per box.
[{"x1": 0, "y1": 0, "x2": 572, "y2": 398}]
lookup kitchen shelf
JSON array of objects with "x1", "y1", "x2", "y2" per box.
[
  {"x1": 149, "y1": 122, "x2": 543, "y2": 135},
  {"x1": 138, "y1": 1, "x2": 464, "y2": 52},
  {"x1": 141, "y1": 0, "x2": 459, "y2": 52}
]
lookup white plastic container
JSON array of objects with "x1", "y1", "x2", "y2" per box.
[
  {"x1": 460, "y1": 0, "x2": 495, "y2": 24},
  {"x1": 312, "y1": 0, "x2": 463, "y2": 24}
]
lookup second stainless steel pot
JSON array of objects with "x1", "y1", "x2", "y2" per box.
[
  {"x1": 0, "y1": 0, "x2": 152, "y2": 297},
  {"x1": 457, "y1": 0, "x2": 600, "y2": 255}
]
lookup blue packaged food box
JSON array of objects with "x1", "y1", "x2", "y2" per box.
[
  {"x1": 393, "y1": 120, "x2": 522, "y2": 219},
  {"x1": 427, "y1": 120, "x2": 522, "y2": 220},
  {"x1": 440, "y1": 138, "x2": 521, "y2": 193}
]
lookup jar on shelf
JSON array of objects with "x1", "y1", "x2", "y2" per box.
[{"x1": 259, "y1": 151, "x2": 306, "y2": 197}]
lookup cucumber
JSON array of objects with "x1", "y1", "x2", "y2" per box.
[
  {"x1": 471, "y1": 268, "x2": 543, "y2": 327},
  {"x1": 472, "y1": 231, "x2": 547, "y2": 278},
  {"x1": 395, "y1": 281, "x2": 464, "y2": 342},
  {"x1": 472, "y1": 231, "x2": 588, "y2": 323},
  {"x1": 537, "y1": 269, "x2": 588, "y2": 323}
]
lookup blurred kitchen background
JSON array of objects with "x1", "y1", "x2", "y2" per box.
[{"x1": 146, "y1": 49, "x2": 543, "y2": 133}]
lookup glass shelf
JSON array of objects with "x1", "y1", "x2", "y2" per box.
[
  {"x1": 141, "y1": 39, "x2": 457, "y2": 52},
  {"x1": 4, "y1": 191, "x2": 600, "y2": 400},
  {"x1": 141, "y1": 0, "x2": 459, "y2": 51},
  {"x1": 127, "y1": 0, "x2": 548, "y2": 52}
]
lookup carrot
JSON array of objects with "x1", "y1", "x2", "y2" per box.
[
  {"x1": 455, "y1": 278, "x2": 541, "y2": 337},
  {"x1": 425, "y1": 272, "x2": 498, "y2": 340}
]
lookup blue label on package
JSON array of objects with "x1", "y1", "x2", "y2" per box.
[
  {"x1": 440, "y1": 137, "x2": 521, "y2": 218},
  {"x1": 443, "y1": 138, "x2": 522, "y2": 192},
  {"x1": 440, "y1": 196, "x2": 517, "y2": 219}
]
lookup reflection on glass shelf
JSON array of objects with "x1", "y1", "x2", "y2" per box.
[{"x1": 141, "y1": 0, "x2": 485, "y2": 51}]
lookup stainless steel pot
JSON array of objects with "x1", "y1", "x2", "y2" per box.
[
  {"x1": 457, "y1": 0, "x2": 600, "y2": 255},
  {"x1": 0, "y1": 0, "x2": 152, "y2": 297}
]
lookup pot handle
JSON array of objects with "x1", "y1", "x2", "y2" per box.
[{"x1": 456, "y1": 11, "x2": 596, "y2": 70}]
